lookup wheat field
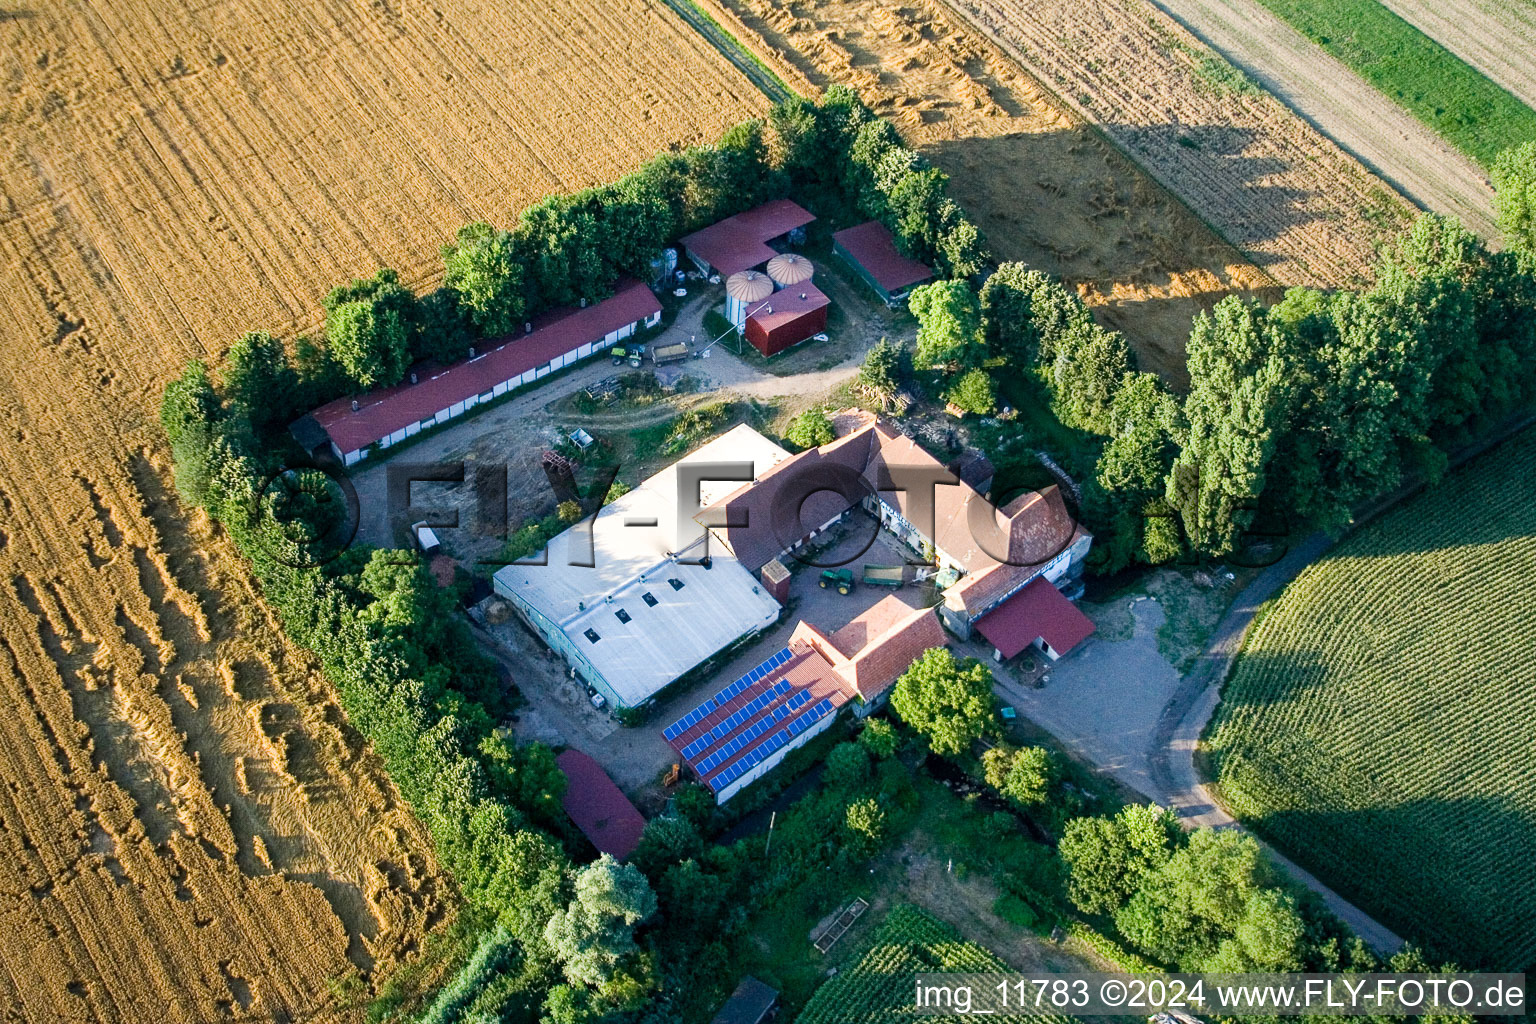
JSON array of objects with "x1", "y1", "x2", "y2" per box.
[{"x1": 0, "y1": 0, "x2": 765, "y2": 1019}]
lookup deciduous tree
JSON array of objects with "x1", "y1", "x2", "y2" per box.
[
  {"x1": 221, "y1": 331, "x2": 296, "y2": 429},
  {"x1": 545, "y1": 854, "x2": 658, "y2": 990},
  {"x1": 326, "y1": 298, "x2": 410, "y2": 389},
  {"x1": 785, "y1": 407, "x2": 836, "y2": 450},
  {"x1": 1493, "y1": 141, "x2": 1536, "y2": 256},
  {"x1": 1165, "y1": 296, "x2": 1291, "y2": 556},
  {"x1": 443, "y1": 222, "x2": 525, "y2": 338},
  {"x1": 891, "y1": 648, "x2": 997, "y2": 756},
  {"x1": 909, "y1": 280, "x2": 984, "y2": 370}
]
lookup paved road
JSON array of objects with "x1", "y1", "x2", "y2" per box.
[
  {"x1": 1142, "y1": 413, "x2": 1536, "y2": 951},
  {"x1": 1148, "y1": 0, "x2": 1499, "y2": 239}
]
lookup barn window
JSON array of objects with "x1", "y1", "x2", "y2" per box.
[
  {"x1": 641, "y1": 592, "x2": 657, "y2": 607},
  {"x1": 615, "y1": 608, "x2": 631, "y2": 624},
  {"x1": 667, "y1": 578, "x2": 685, "y2": 591},
  {"x1": 583, "y1": 629, "x2": 600, "y2": 644}
]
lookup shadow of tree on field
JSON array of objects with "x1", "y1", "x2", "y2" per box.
[
  {"x1": 1206, "y1": 642, "x2": 1536, "y2": 972},
  {"x1": 1237, "y1": 795, "x2": 1536, "y2": 973}
]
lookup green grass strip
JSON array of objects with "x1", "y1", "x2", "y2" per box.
[
  {"x1": 1254, "y1": 0, "x2": 1536, "y2": 168},
  {"x1": 665, "y1": 0, "x2": 798, "y2": 104}
]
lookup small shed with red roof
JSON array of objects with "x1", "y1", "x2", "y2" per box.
[
  {"x1": 555, "y1": 749, "x2": 647, "y2": 860},
  {"x1": 743, "y1": 281, "x2": 829, "y2": 356},
  {"x1": 973, "y1": 576, "x2": 1095, "y2": 662},
  {"x1": 832, "y1": 221, "x2": 934, "y2": 305}
]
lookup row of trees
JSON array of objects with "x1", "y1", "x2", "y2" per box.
[
  {"x1": 161, "y1": 90, "x2": 992, "y2": 1023},
  {"x1": 904, "y1": 202, "x2": 1536, "y2": 573},
  {"x1": 885, "y1": 646, "x2": 1474, "y2": 998},
  {"x1": 1058, "y1": 802, "x2": 1470, "y2": 999},
  {"x1": 161, "y1": 362, "x2": 664, "y2": 1020},
  {"x1": 276, "y1": 88, "x2": 989, "y2": 405}
]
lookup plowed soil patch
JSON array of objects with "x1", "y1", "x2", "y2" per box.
[{"x1": 700, "y1": 0, "x2": 1280, "y2": 384}]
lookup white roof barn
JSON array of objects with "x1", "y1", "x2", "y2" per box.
[{"x1": 492, "y1": 425, "x2": 791, "y2": 707}]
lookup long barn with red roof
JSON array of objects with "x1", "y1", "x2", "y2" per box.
[{"x1": 297, "y1": 279, "x2": 660, "y2": 466}]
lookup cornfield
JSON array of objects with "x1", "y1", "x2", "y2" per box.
[
  {"x1": 796, "y1": 904, "x2": 1076, "y2": 1023},
  {"x1": 1206, "y1": 428, "x2": 1536, "y2": 971}
]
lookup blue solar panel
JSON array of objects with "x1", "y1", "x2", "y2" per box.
[
  {"x1": 665, "y1": 695, "x2": 723, "y2": 741},
  {"x1": 708, "y1": 648, "x2": 791, "y2": 708},
  {"x1": 670, "y1": 648, "x2": 796, "y2": 752}
]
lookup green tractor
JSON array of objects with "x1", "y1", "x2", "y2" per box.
[
  {"x1": 610, "y1": 345, "x2": 641, "y2": 368},
  {"x1": 819, "y1": 568, "x2": 854, "y2": 595}
]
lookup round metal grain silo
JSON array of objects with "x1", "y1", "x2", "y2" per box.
[
  {"x1": 766, "y1": 253, "x2": 814, "y2": 290},
  {"x1": 725, "y1": 270, "x2": 773, "y2": 329}
]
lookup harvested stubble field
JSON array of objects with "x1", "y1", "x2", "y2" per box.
[
  {"x1": 1206, "y1": 428, "x2": 1536, "y2": 972},
  {"x1": 943, "y1": 0, "x2": 1415, "y2": 285},
  {"x1": 0, "y1": 0, "x2": 765, "y2": 1020},
  {"x1": 699, "y1": 0, "x2": 1279, "y2": 385}
]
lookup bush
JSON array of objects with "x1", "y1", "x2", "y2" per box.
[
  {"x1": 844, "y1": 797, "x2": 885, "y2": 851},
  {"x1": 858, "y1": 718, "x2": 899, "y2": 759},
  {"x1": 823, "y1": 742, "x2": 872, "y2": 792},
  {"x1": 946, "y1": 368, "x2": 996, "y2": 415},
  {"x1": 785, "y1": 406, "x2": 836, "y2": 450}
]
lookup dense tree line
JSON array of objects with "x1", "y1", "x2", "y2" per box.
[
  {"x1": 907, "y1": 203, "x2": 1536, "y2": 574},
  {"x1": 160, "y1": 125, "x2": 1536, "y2": 1024},
  {"x1": 887, "y1": 651, "x2": 1471, "y2": 1002},
  {"x1": 272, "y1": 88, "x2": 986, "y2": 402},
  {"x1": 160, "y1": 359, "x2": 673, "y2": 1020}
]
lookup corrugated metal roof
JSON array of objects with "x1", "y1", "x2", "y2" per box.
[
  {"x1": 725, "y1": 270, "x2": 774, "y2": 301},
  {"x1": 493, "y1": 425, "x2": 791, "y2": 707},
  {"x1": 710, "y1": 977, "x2": 779, "y2": 1024},
  {"x1": 766, "y1": 252, "x2": 814, "y2": 285}
]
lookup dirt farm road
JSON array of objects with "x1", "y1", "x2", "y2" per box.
[
  {"x1": 1145, "y1": 0, "x2": 1499, "y2": 239},
  {"x1": 1375, "y1": 0, "x2": 1536, "y2": 110}
]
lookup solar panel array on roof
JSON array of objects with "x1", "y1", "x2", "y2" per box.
[
  {"x1": 664, "y1": 698, "x2": 716, "y2": 742},
  {"x1": 703, "y1": 696, "x2": 836, "y2": 792},
  {"x1": 696, "y1": 704, "x2": 795, "y2": 775},
  {"x1": 707, "y1": 680, "x2": 792, "y2": 742},
  {"x1": 712, "y1": 648, "x2": 792, "y2": 706},
  {"x1": 663, "y1": 648, "x2": 791, "y2": 742}
]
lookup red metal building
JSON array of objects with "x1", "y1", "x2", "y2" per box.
[{"x1": 744, "y1": 282, "x2": 829, "y2": 356}]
